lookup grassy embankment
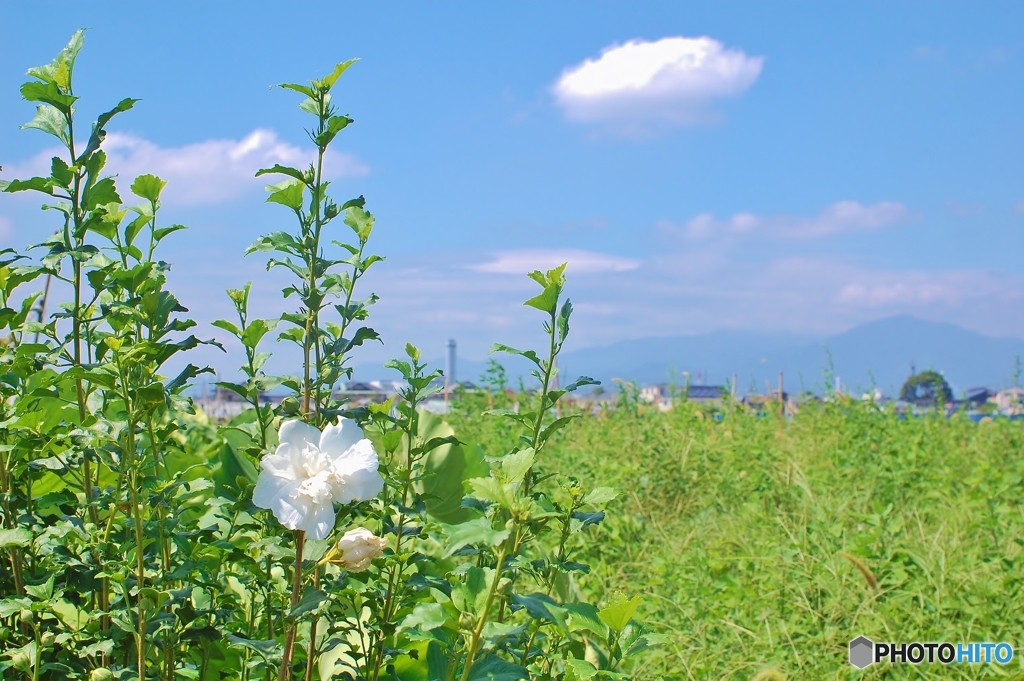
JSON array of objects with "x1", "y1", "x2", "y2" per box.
[{"x1": 448, "y1": 395, "x2": 1024, "y2": 679}]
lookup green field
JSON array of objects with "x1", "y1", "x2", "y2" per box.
[{"x1": 448, "y1": 395, "x2": 1024, "y2": 679}]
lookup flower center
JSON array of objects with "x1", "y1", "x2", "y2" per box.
[{"x1": 294, "y1": 444, "x2": 339, "y2": 504}]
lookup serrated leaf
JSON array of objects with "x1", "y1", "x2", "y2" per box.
[
  {"x1": 499, "y1": 448, "x2": 534, "y2": 486},
  {"x1": 317, "y1": 59, "x2": 358, "y2": 89},
  {"x1": 265, "y1": 179, "x2": 305, "y2": 210},
  {"x1": 0, "y1": 528, "x2": 32, "y2": 549},
  {"x1": 289, "y1": 587, "x2": 327, "y2": 618},
  {"x1": 582, "y1": 487, "x2": 617, "y2": 506},
  {"x1": 255, "y1": 164, "x2": 308, "y2": 183},
  {"x1": 22, "y1": 104, "x2": 68, "y2": 143},
  {"x1": 598, "y1": 594, "x2": 642, "y2": 632},
  {"x1": 439, "y1": 517, "x2": 509, "y2": 559},
  {"x1": 131, "y1": 174, "x2": 166, "y2": 202}
]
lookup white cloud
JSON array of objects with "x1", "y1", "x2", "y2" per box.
[
  {"x1": 1015, "y1": 201, "x2": 1024, "y2": 215},
  {"x1": 467, "y1": 249, "x2": 641, "y2": 275},
  {"x1": 4, "y1": 129, "x2": 368, "y2": 206},
  {"x1": 553, "y1": 36, "x2": 763, "y2": 124},
  {"x1": 669, "y1": 200, "x2": 911, "y2": 241}
]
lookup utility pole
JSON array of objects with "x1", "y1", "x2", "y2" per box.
[{"x1": 778, "y1": 371, "x2": 784, "y2": 417}]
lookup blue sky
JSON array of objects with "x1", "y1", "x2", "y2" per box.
[{"x1": 2, "y1": 3, "x2": 1023, "y2": 377}]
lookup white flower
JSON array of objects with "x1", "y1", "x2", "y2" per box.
[
  {"x1": 336, "y1": 527, "x2": 388, "y2": 572},
  {"x1": 252, "y1": 418, "x2": 384, "y2": 540}
]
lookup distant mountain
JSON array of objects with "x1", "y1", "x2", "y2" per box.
[{"x1": 352, "y1": 316, "x2": 1024, "y2": 398}]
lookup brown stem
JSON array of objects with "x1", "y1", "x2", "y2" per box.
[
  {"x1": 279, "y1": 530, "x2": 305, "y2": 681},
  {"x1": 304, "y1": 567, "x2": 321, "y2": 681}
]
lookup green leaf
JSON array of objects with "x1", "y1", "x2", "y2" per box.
[
  {"x1": 523, "y1": 284, "x2": 559, "y2": 314},
  {"x1": 314, "y1": 115, "x2": 353, "y2": 147},
  {"x1": 439, "y1": 517, "x2": 509, "y2": 559},
  {"x1": 0, "y1": 528, "x2": 32, "y2": 549},
  {"x1": 510, "y1": 592, "x2": 560, "y2": 621},
  {"x1": 344, "y1": 205, "x2": 374, "y2": 242},
  {"x1": 241, "y1": 318, "x2": 277, "y2": 349},
  {"x1": 582, "y1": 487, "x2": 618, "y2": 506},
  {"x1": 94, "y1": 97, "x2": 138, "y2": 132},
  {"x1": 265, "y1": 179, "x2": 305, "y2": 210},
  {"x1": 83, "y1": 177, "x2": 121, "y2": 211},
  {"x1": 211, "y1": 319, "x2": 241, "y2": 338},
  {"x1": 255, "y1": 164, "x2": 308, "y2": 184},
  {"x1": 400, "y1": 602, "x2": 449, "y2": 633},
  {"x1": 417, "y1": 410, "x2": 488, "y2": 523},
  {"x1": 4, "y1": 177, "x2": 53, "y2": 195},
  {"x1": 166, "y1": 364, "x2": 213, "y2": 393},
  {"x1": 488, "y1": 343, "x2": 542, "y2": 368},
  {"x1": 623, "y1": 632, "x2": 670, "y2": 659},
  {"x1": 563, "y1": 603, "x2": 609, "y2": 638},
  {"x1": 499, "y1": 448, "x2": 534, "y2": 486},
  {"x1": 153, "y1": 224, "x2": 187, "y2": 244},
  {"x1": 290, "y1": 587, "x2": 327, "y2": 618},
  {"x1": 598, "y1": 594, "x2": 642, "y2": 632},
  {"x1": 23, "y1": 574, "x2": 55, "y2": 601},
  {"x1": 26, "y1": 30, "x2": 85, "y2": 88},
  {"x1": 563, "y1": 659, "x2": 599, "y2": 681},
  {"x1": 277, "y1": 82, "x2": 316, "y2": 98},
  {"x1": 570, "y1": 511, "x2": 605, "y2": 532},
  {"x1": 467, "y1": 477, "x2": 512, "y2": 507},
  {"x1": 20, "y1": 81, "x2": 77, "y2": 112},
  {"x1": 49, "y1": 157, "x2": 73, "y2": 188},
  {"x1": 22, "y1": 105, "x2": 67, "y2": 143},
  {"x1": 557, "y1": 298, "x2": 573, "y2": 340},
  {"x1": 225, "y1": 634, "x2": 280, "y2": 663},
  {"x1": 539, "y1": 415, "x2": 579, "y2": 445},
  {"x1": 427, "y1": 641, "x2": 448, "y2": 681},
  {"x1": 130, "y1": 174, "x2": 166, "y2": 202},
  {"x1": 316, "y1": 59, "x2": 358, "y2": 89},
  {"x1": 466, "y1": 654, "x2": 528, "y2": 681}
]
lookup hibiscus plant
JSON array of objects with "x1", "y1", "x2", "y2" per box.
[{"x1": 0, "y1": 31, "x2": 658, "y2": 681}]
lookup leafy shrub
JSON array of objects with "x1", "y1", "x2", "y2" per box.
[{"x1": 0, "y1": 32, "x2": 653, "y2": 681}]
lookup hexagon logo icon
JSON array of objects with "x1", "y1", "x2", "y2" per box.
[{"x1": 849, "y1": 636, "x2": 874, "y2": 669}]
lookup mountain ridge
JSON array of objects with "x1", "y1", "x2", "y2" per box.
[{"x1": 352, "y1": 315, "x2": 1024, "y2": 397}]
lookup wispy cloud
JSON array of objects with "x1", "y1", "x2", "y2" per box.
[
  {"x1": 467, "y1": 249, "x2": 641, "y2": 274},
  {"x1": 663, "y1": 201, "x2": 911, "y2": 241},
  {"x1": 3, "y1": 129, "x2": 368, "y2": 206},
  {"x1": 1016, "y1": 201, "x2": 1024, "y2": 215},
  {"x1": 553, "y1": 36, "x2": 763, "y2": 126}
]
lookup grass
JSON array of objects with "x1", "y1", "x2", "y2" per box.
[{"x1": 448, "y1": 395, "x2": 1024, "y2": 679}]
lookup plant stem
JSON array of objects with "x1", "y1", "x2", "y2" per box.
[
  {"x1": 303, "y1": 567, "x2": 321, "y2": 681},
  {"x1": 457, "y1": 544, "x2": 507, "y2": 681},
  {"x1": 279, "y1": 530, "x2": 305, "y2": 681},
  {"x1": 129, "y1": 425, "x2": 148, "y2": 679}
]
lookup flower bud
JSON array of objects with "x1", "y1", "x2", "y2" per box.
[
  {"x1": 336, "y1": 527, "x2": 387, "y2": 572},
  {"x1": 40, "y1": 631, "x2": 55, "y2": 647},
  {"x1": 19, "y1": 609, "x2": 33, "y2": 626},
  {"x1": 91, "y1": 668, "x2": 114, "y2": 681}
]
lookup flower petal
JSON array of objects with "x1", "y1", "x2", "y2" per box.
[
  {"x1": 334, "y1": 465, "x2": 385, "y2": 504},
  {"x1": 253, "y1": 476, "x2": 310, "y2": 531},
  {"x1": 252, "y1": 470, "x2": 292, "y2": 509},
  {"x1": 319, "y1": 418, "x2": 365, "y2": 458},
  {"x1": 297, "y1": 501, "x2": 338, "y2": 541},
  {"x1": 332, "y1": 438, "x2": 379, "y2": 477},
  {"x1": 278, "y1": 419, "x2": 322, "y2": 449},
  {"x1": 260, "y1": 449, "x2": 300, "y2": 481}
]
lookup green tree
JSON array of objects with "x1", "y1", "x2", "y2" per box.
[{"x1": 899, "y1": 369, "x2": 953, "y2": 406}]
